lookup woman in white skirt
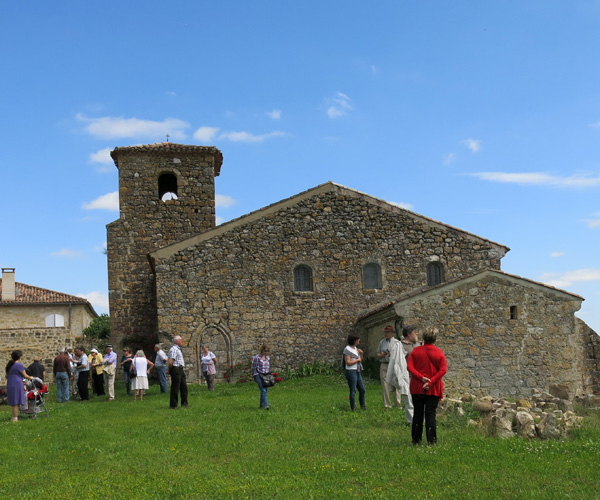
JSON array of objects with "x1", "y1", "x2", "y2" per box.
[{"x1": 131, "y1": 350, "x2": 154, "y2": 401}]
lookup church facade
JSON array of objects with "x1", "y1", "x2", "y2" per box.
[{"x1": 107, "y1": 143, "x2": 600, "y2": 396}]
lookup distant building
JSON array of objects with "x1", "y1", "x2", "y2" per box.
[
  {"x1": 0, "y1": 268, "x2": 97, "y2": 383},
  {"x1": 107, "y1": 143, "x2": 600, "y2": 396}
]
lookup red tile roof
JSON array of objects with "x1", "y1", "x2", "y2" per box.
[{"x1": 0, "y1": 279, "x2": 91, "y2": 306}]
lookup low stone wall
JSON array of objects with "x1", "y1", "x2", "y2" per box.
[
  {"x1": 442, "y1": 386, "x2": 584, "y2": 439},
  {"x1": 0, "y1": 327, "x2": 76, "y2": 385}
]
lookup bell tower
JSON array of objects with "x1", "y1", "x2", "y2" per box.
[{"x1": 106, "y1": 143, "x2": 223, "y2": 347}]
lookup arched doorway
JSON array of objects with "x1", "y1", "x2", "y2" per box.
[{"x1": 193, "y1": 325, "x2": 233, "y2": 383}]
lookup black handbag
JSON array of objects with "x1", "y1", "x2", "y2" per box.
[
  {"x1": 259, "y1": 372, "x2": 276, "y2": 387},
  {"x1": 129, "y1": 358, "x2": 137, "y2": 378}
]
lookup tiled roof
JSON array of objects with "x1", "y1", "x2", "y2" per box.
[
  {"x1": 0, "y1": 279, "x2": 91, "y2": 306},
  {"x1": 110, "y1": 142, "x2": 223, "y2": 175}
]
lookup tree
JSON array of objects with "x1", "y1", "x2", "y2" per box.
[{"x1": 83, "y1": 313, "x2": 111, "y2": 340}]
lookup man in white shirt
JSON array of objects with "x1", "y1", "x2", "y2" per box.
[{"x1": 168, "y1": 336, "x2": 188, "y2": 409}]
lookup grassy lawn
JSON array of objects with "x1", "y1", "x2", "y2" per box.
[{"x1": 1, "y1": 374, "x2": 599, "y2": 499}]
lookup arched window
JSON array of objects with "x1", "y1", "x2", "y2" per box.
[
  {"x1": 45, "y1": 314, "x2": 65, "y2": 327},
  {"x1": 362, "y1": 263, "x2": 382, "y2": 289},
  {"x1": 158, "y1": 173, "x2": 178, "y2": 201},
  {"x1": 427, "y1": 262, "x2": 444, "y2": 286},
  {"x1": 294, "y1": 265, "x2": 313, "y2": 292}
]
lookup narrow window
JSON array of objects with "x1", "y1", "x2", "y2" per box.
[
  {"x1": 294, "y1": 265, "x2": 313, "y2": 292},
  {"x1": 427, "y1": 262, "x2": 444, "y2": 286},
  {"x1": 363, "y1": 263, "x2": 382, "y2": 289},
  {"x1": 510, "y1": 305, "x2": 519, "y2": 320},
  {"x1": 45, "y1": 314, "x2": 65, "y2": 327},
  {"x1": 158, "y1": 173, "x2": 178, "y2": 201}
]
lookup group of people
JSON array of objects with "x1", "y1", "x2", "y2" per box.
[
  {"x1": 4, "y1": 336, "x2": 221, "y2": 420},
  {"x1": 51, "y1": 344, "x2": 118, "y2": 403},
  {"x1": 344, "y1": 324, "x2": 448, "y2": 445},
  {"x1": 7, "y1": 330, "x2": 442, "y2": 440}
]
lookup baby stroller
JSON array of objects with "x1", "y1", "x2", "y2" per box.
[{"x1": 20, "y1": 377, "x2": 49, "y2": 418}]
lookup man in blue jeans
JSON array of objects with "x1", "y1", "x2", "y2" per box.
[
  {"x1": 53, "y1": 348, "x2": 72, "y2": 402},
  {"x1": 154, "y1": 343, "x2": 169, "y2": 393}
]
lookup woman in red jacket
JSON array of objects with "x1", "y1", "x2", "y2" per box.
[{"x1": 407, "y1": 327, "x2": 447, "y2": 445}]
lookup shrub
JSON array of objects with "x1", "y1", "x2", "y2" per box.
[{"x1": 223, "y1": 361, "x2": 252, "y2": 383}]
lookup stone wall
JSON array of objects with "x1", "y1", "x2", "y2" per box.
[
  {"x1": 0, "y1": 327, "x2": 74, "y2": 385},
  {"x1": 153, "y1": 186, "x2": 506, "y2": 380},
  {"x1": 360, "y1": 271, "x2": 587, "y2": 397},
  {"x1": 0, "y1": 303, "x2": 94, "y2": 336},
  {"x1": 107, "y1": 145, "x2": 222, "y2": 348},
  {"x1": 580, "y1": 318, "x2": 600, "y2": 393}
]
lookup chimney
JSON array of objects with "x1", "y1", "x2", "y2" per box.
[{"x1": 2, "y1": 268, "x2": 16, "y2": 301}]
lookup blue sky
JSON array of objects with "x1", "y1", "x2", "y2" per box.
[{"x1": 2, "y1": 1, "x2": 599, "y2": 334}]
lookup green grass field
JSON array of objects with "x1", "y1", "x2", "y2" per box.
[{"x1": 1, "y1": 374, "x2": 599, "y2": 499}]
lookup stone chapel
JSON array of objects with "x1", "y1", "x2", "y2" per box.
[{"x1": 107, "y1": 143, "x2": 600, "y2": 397}]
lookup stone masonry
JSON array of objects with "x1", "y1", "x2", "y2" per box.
[
  {"x1": 107, "y1": 143, "x2": 223, "y2": 348},
  {"x1": 150, "y1": 183, "x2": 507, "y2": 380},
  {"x1": 356, "y1": 270, "x2": 592, "y2": 397},
  {"x1": 106, "y1": 142, "x2": 599, "y2": 395},
  {"x1": 0, "y1": 327, "x2": 73, "y2": 385}
]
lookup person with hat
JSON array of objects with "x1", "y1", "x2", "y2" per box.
[
  {"x1": 376, "y1": 325, "x2": 402, "y2": 409},
  {"x1": 26, "y1": 356, "x2": 46, "y2": 382},
  {"x1": 89, "y1": 348, "x2": 105, "y2": 397},
  {"x1": 102, "y1": 344, "x2": 117, "y2": 401}
]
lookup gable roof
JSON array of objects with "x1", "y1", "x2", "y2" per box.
[
  {"x1": 356, "y1": 268, "x2": 584, "y2": 324},
  {"x1": 0, "y1": 278, "x2": 98, "y2": 316},
  {"x1": 149, "y1": 181, "x2": 510, "y2": 267}
]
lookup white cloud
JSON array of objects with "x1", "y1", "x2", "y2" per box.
[
  {"x1": 193, "y1": 126, "x2": 220, "y2": 143},
  {"x1": 82, "y1": 191, "x2": 119, "y2": 211},
  {"x1": 550, "y1": 251, "x2": 565, "y2": 257},
  {"x1": 443, "y1": 153, "x2": 456, "y2": 166},
  {"x1": 216, "y1": 216, "x2": 225, "y2": 226},
  {"x1": 78, "y1": 291, "x2": 109, "y2": 312},
  {"x1": 390, "y1": 201, "x2": 414, "y2": 210},
  {"x1": 76, "y1": 114, "x2": 189, "y2": 140},
  {"x1": 470, "y1": 172, "x2": 600, "y2": 188},
  {"x1": 51, "y1": 249, "x2": 83, "y2": 258},
  {"x1": 219, "y1": 130, "x2": 287, "y2": 143},
  {"x1": 94, "y1": 242, "x2": 107, "y2": 253},
  {"x1": 462, "y1": 138, "x2": 481, "y2": 153},
  {"x1": 585, "y1": 212, "x2": 600, "y2": 227},
  {"x1": 540, "y1": 269, "x2": 600, "y2": 289},
  {"x1": 327, "y1": 91, "x2": 353, "y2": 119},
  {"x1": 266, "y1": 109, "x2": 282, "y2": 120},
  {"x1": 215, "y1": 194, "x2": 236, "y2": 208},
  {"x1": 89, "y1": 147, "x2": 113, "y2": 164}
]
